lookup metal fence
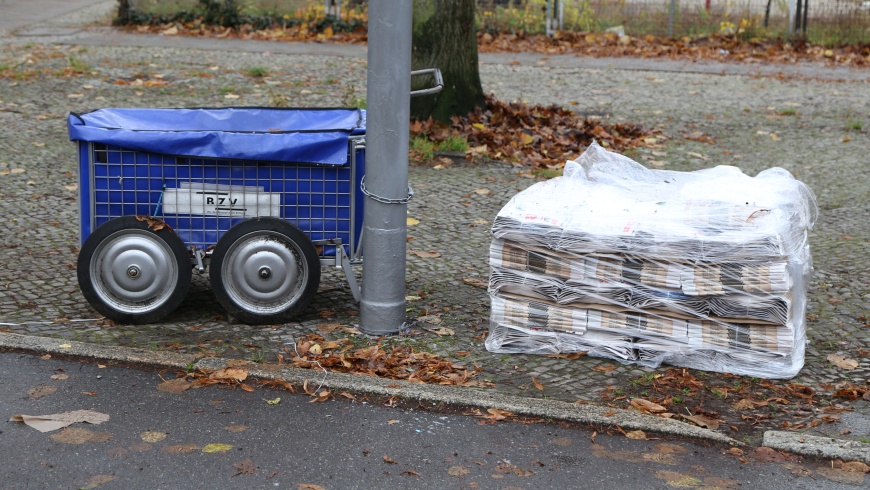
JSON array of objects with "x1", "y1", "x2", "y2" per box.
[{"x1": 476, "y1": 0, "x2": 870, "y2": 44}]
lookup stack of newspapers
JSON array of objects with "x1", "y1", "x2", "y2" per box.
[{"x1": 485, "y1": 142, "x2": 817, "y2": 378}]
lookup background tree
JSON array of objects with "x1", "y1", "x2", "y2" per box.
[
  {"x1": 410, "y1": 0, "x2": 486, "y2": 123},
  {"x1": 115, "y1": 0, "x2": 132, "y2": 23}
]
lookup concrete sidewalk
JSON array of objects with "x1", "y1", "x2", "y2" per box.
[{"x1": 1, "y1": 0, "x2": 869, "y2": 464}]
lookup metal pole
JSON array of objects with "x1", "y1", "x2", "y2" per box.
[
  {"x1": 544, "y1": 0, "x2": 553, "y2": 37},
  {"x1": 360, "y1": 0, "x2": 412, "y2": 335},
  {"x1": 787, "y1": 0, "x2": 796, "y2": 37},
  {"x1": 668, "y1": 0, "x2": 675, "y2": 38}
]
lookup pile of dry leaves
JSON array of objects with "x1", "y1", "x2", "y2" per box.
[
  {"x1": 412, "y1": 95, "x2": 657, "y2": 168},
  {"x1": 283, "y1": 333, "x2": 492, "y2": 388},
  {"x1": 478, "y1": 31, "x2": 870, "y2": 67},
  {"x1": 157, "y1": 334, "x2": 491, "y2": 404}
]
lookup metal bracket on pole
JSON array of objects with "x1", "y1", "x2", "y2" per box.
[{"x1": 410, "y1": 68, "x2": 443, "y2": 98}]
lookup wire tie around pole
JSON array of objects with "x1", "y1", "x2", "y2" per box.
[{"x1": 360, "y1": 176, "x2": 413, "y2": 204}]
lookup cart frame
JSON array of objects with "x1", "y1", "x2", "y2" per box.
[{"x1": 70, "y1": 107, "x2": 366, "y2": 324}]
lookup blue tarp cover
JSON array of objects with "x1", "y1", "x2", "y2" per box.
[{"x1": 68, "y1": 107, "x2": 366, "y2": 165}]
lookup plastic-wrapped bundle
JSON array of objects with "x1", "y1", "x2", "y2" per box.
[{"x1": 485, "y1": 142, "x2": 817, "y2": 379}]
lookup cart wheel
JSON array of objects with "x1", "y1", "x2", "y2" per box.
[
  {"x1": 77, "y1": 216, "x2": 192, "y2": 324},
  {"x1": 209, "y1": 218, "x2": 320, "y2": 325}
]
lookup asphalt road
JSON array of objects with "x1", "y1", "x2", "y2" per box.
[{"x1": 0, "y1": 352, "x2": 860, "y2": 489}]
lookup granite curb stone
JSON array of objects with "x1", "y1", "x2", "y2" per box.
[
  {"x1": 0, "y1": 330, "x2": 737, "y2": 445},
  {"x1": 763, "y1": 431, "x2": 870, "y2": 465}
]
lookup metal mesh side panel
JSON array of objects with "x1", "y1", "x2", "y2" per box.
[{"x1": 88, "y1": 143, "x2": 355, "y2": 256}]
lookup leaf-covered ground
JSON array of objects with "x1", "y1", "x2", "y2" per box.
[
  {"x1": 598, "y1": 367, "x2": 870, "y2": 437},
  {"x1": 411, "y1": 95, "x2": 660, "y2": 168},
  {"x1": 478, "y1": 31, "x2": 870, "y2": 68},
  {"x1": 124, "y1": 21, "x2": 870, "y2": 68}
]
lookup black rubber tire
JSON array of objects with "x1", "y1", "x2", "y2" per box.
[
  {"x1": 77, "y1": 216, "x2": 192, "y2": 324},
  {"x1": 209, "y1": 218, "x2": 321, "y2": 325}
]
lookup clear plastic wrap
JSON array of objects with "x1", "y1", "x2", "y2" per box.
[{"x1": 485, "y1": 142, "x2": 817, "y2": 379}]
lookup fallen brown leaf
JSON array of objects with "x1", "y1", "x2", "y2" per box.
[
  {"x1": 317, "y1": 323, "x2": 340, "y2": 333},
  {"x1": 495, "y1": 462, "x2": 534, "y2": 477},
  {"x1": 828, "y1": 354, "x2": 859, "y2": 370},
  {"x1": 682, "y1": 414, "x2": 720, "y2": 430},
  {"x1": 625, "y1": 430, "x2": 648, "y2": 440},
  {"x1": 233, "y1": 459, "x2": 258, "y2": 476},
  {"x1": 477, "y1": 407, "x2": 513, "y2": 425},
  {"x1": 50, "y1": 427, "x2": 112, "y2": 445},
  {"x1": 27, "y1": 385, "x2": 57, "y2": 400},
  {"x1": 545, "y1": 352, "x2": 588, "y2": 359},
  {"x1": 163, "y1": 444, "x2": 200, "y2": 454},
  {"x1": 630, "y1": 398, "x2": 667, "y2": 414},
  {"x1": 157, "y1": 378, "x2": 192, "y2": 394},
  {"x1": 592, "y1": 365, "x2": 616, "y2": 373},
  {"x1": 134, "y1": 215, "x2": 167, "y2": 231}
]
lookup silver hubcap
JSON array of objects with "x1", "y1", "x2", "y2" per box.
[
  {"x1": 222, "y1": 231, "x2": 306, "y2": 314},
  {"x1": 90, "y1": 230, "x2": 178, "y2": 313}
]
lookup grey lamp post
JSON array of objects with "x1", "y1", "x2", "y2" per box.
[{"x1": 360, "y1": 0, "x2": 413, "y2": 335}]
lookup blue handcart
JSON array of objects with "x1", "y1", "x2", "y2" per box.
[{"x1": 68, "y1": 107, "x2": 366, "y2": 325}]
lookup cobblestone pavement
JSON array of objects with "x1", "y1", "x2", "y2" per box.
[{"x1": 0, "y1": 22, "x2": 868, "y2": 444}]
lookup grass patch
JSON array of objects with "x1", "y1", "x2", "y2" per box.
[
  {"x1": 846, "y1": 120, "x2": 863, "y2": 131},
  {"x1": 437, "y1": 134, "x2": 468, "y2": 153},
  {"x1": 410, "y1": 136, "x2": 437, "y2": 161},
  {"x1": 532, "y1": 168, "x2": 562, "y2": 179},
  {"x1": 68, "y1": 56, "x2": 91, "y2": 74},
  {"x1": 245, "y1": 66, "x2": 269, "y2": 78},
  {"x1": 778, "y1": 108, "x2": 797, "y2": 116}
]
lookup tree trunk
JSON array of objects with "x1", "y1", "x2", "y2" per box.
[
  {"x1": 410, "y1": 0, "x2": 485, "y2": 123},
  {"x1": 116, "y1": 0, "x2": 133, "y2": 24}
]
